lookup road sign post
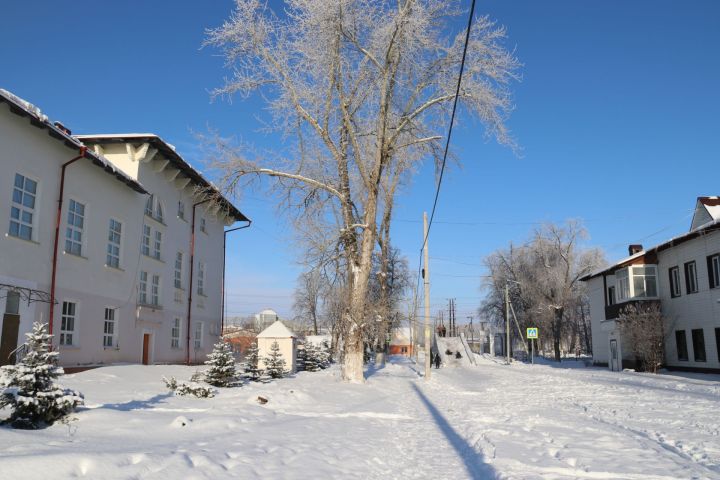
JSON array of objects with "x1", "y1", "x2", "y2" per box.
[{"x1": 526, "y1": 327, "x2": 538, "y2": 365}]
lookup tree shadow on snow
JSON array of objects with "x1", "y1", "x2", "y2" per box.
[
  {"x1": 411, "y1": 383, "x2": 496, "y2": 479},
  {"x1": 91, "y1": 392, "x2": 174, "y2": 412}
]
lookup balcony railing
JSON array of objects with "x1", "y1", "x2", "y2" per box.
[{"x1": 605, "y1": 299, "x2": 661, "y2": 320}]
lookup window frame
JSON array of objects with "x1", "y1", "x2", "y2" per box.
[
  {"x1": 199, "y1": 217, "x2": 206, "y2": 234},
  {"x1": 60, "y1": 300, "x2": 78, "y2": 347},
  {"x1": 103, "y1": 307, "x2": 116, "y2": 348},
  {"x1": 171, "y1": 318, "x2": 181, "y2": 349},
  {"x1": 177, "y1": 201, "x2": 185, "y2": 221},
  {"x1": 708, "y1": 254, "x2": 720, "y2": 290},
  {"x1": 153, "y1": 230, "x2": 162, "y2": 260},
  {"x1": 197, "y1": 261, "x2": 205, "y2": 296},
  {"x1": 139, "y1": 271, "x2": 148, "y2": 305},
  {"x1": 691, "y1": 328, "x2": 706, "y2": 362},
  {"x1": 141, "y1": 224, "x2": 151, "y2": 257},
  {"x1": 9, "y1": 172, "x2": 38, "y2": 241},
  {"x1": 151, "y1": 274, "x2": 161, "y2": 306},
  {"x1": 106, "y1": 218, "x2": 122, "y2": 269},
  {"x1": 607, "y1": 286, "x2": 615, "y2": 306},
  {"x1": 684, "y1": 261, "x2": 698, "y2": 294},
  {"x1": 616, "y1": 268, "x2": 630, "y2": 301},
  {"x1": 64, "y1": 198, "x2": 85, "y2": 256},
  {"x1": 194, "y1": 321, "x2": 203, "y2": 349},
  {"x1": 174, "y1": 251, "x2": 183, "y2": 289},
  {"x1": 675, "y1": 330, "x2": 688, "y2": 361},
  {"x1": 669, "y1": 266, "x2": 681, "y2": 298}
]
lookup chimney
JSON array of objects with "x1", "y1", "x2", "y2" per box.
[
  {"x1": 628, "y1": 244, "x2": 643, "y2": 256},
  {"x1": 53, "y1": 121, "x2": 71, "y2": 136}
]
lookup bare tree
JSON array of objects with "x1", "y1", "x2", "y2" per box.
[
  {"x1": 481, "y1": 222, "x2": 605, "y2": 361},
  {"x1": 293, "y1": 269, "x2": 327, "y2": 335},
  {"x1": 206, "y1": 0, "x2": 519, "y2": 382},
  {"x1": 617, "y1": 303, "x2": 665, "y2": 373}
]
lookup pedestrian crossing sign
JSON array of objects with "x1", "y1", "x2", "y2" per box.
[{"x1": 526, "y1": 327, "x2": 538, "y2": 339}]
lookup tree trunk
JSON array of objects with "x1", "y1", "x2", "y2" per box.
[{"x1": 553, "y1": 307, "x2": 563, "y2": 362}]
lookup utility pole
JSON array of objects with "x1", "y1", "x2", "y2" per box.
[
  {"x1": 423, "y1": 212, "x2": 431, "y2": 381},
  {"x1": 467, "y1": 315, "x2": 474, "y2": 344},
  {"x1": 505, "y1": 282, "x2": 510, "y2": 364}
]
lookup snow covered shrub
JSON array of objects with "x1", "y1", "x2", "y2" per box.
[
  {"x1": 162, "y1": 376, "x2": 216, "y2": 398},
  {"x1": 204, "y1": 341, "x2": 239, "y2": 387},
  {"x1": 0, "y1": 322, "x2": 84, "y2": 429},
  {"x1": 617, "y1": 303, "x2": 665, "y2": 373},
  {"x1": 303, "y1": 342, "x2": 322, "y2": 372},
  {"x1": 263, "y1": 341, "x2": 288, "y2": 379},
  {"x1": 319, "y1": 340, "x2": 332, "y2": 368},
  {"x1": 242, "y1": 340, "x2": 263, "y2": 381}
]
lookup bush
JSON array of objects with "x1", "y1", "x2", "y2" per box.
[
  {"x1": 162, "y1": 376, "x2": 216, "y2": 398},
  {"x1": 0, "y1": 322, "x2": 84, "y2": 429}
]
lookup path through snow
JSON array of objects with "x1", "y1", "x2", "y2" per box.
[{"x1": 1, "y1": 357, "x2": 718, "y2": 479}]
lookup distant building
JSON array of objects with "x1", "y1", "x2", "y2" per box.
[
  {"x1": 581, "y1": 197, "x2": 720, "y2": 373},
  {"x1": 254, "y1": 308, "x2": 279, "y2": 331},
  {"x1": 389, "y1": 327, "x2": 413, "y2": 356},
  {"x1": 257, "y1": 320, "x2": 297, "y2": 373}
]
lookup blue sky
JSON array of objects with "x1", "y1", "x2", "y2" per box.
[{"x1": 2, "y1": 1, "x2": 719, "y2": 321}]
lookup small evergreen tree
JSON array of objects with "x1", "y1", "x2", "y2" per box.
[
  {"x1": 242, "y1": 340, "x2": 262, "y2": 381},
  {"x1": 263, "y1": 340, "x2": 287, "y2": 379},
  {"x1": 304, "y1": 342, "x2": 322, "y2": 372},
  {"x1": 296, "y1": 344, "x2": 306, "y2": 372},
  {"x1": 0, "y1": 322, "x2": 84, "y2": 429},
  {"x1": 318, "y1": 340, "x2": 332, "y2": 369},
  {"x1": 204, "y1": 340, "x2": 238, "y2": 387}
]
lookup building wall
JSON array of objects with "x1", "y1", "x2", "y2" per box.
[
  {"x1": 257, "y1": 337, "x2": 296, "y2": 373},
  {"x1": 657, "y1": 230, "x2": 720, "y2": 370},
  {"x1": 0, "y1": 104, "x2": 234, "y2": 367},
  {"x1": 586, "y1": 275, "x2": 610, "y2": 365}
]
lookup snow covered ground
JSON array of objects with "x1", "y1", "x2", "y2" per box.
[{"x1": 1, "y1": 356, "x2": 719, "y2": 479}]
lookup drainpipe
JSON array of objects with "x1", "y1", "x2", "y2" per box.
[
  {"x1": 222, "y1": 220, "x2": 252, "y2": 334},
  {"x1": 186, "y1": 199, "x2": 210, "y2": 365},
  {"x1": 49, "y1": 146, "x2": 87, "y2": 338}
]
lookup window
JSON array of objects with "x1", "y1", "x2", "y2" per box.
[
  {"x1": 9, "y1": 173, "x2": 36, "y2": 241},
  {"x1": 5, "y1": 291, "x2": 20, "y2": 314},
  {"x1": 151, "y1": 274, "x2": 160, "y2": 306},
  {"x1": 145, "y1": 195, "x2": 164, "y2": 222},
  {"x1": 200, "y1": 217, "x2": 206, "y2": 233},
  {"x1": 171, "y1": 318, "x2": 181, "y2": 349},
  {"x1": 103, "y1": 308, "x2": 116, "y2": 347},
  {"x1": 139, "y1": 271, "x2": 148, "y2": 304},
  {"x1": 194, "y1": 321, "x2": 203, "y2": 349},
  {"x1": 198, "y1": 262, "x2": 205, "y2": 296},
  {"x1": 616, "y1": 269, "x2": 630, "y2": 301},
  {"x1": 692, "y1": 328, "x2": 706, "y2": 362},
  {"x1": 669, "y1": 266, "x2": 681, "y2": 298},
  {"x1": 65, "y1": 199, "x2": 85, "y2": 256},
  {"x1": 675, "y1": 330, "x2": 688, "y2": 361},
  {"x1": 708, "y1": 254, "x2": 720, "y2": 289},
  {"x1": 142, "y1": 224, "x2": 151, "y2": 256},
  {"x1": 153, "y1": 230, "x2": 162, "y2": 260},
  {"x1": 632, "y1": 266, "x2": 657, "y2": 298},
  {"x1": 607, "y1": 286, "x2": 616, "y2": 306},
  {"x1": 60, "y1": 301, "x2": 76, "y2": 346},
  {"x1": 684, "y1": 261, "x2": 698, "y2": 294},
  {"x1": 177, "y1": 201, "x2": 185, "y2": 220},
  {"x1": 174, "y1": 252, "x2": 183, "y2": 289},
  {"x1": 715, "y1": 328, "x2": 720, "y2": 363},
  {"x1": 107, "y1": 219, "x2": 122, "y2": 268}
]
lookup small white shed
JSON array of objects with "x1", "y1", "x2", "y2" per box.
[{"x1": 257, "y1": 320, "x2": 297, "y2": 373}]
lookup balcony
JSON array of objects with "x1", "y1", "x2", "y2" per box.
[{"x1": 605, "y1": 299, "x2": 661, "y2": 320}]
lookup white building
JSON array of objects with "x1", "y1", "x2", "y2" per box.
[
  {"x1": 581, "y1": 197, "x2": 720, "y2": 373},
  {"x1": 257, "y1": 320, "x2": 297, "y2": 373},
  {"x1": 0, "y1": 89, "x2": 249, "y2": 368}
]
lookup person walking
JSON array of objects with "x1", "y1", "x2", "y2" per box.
[{"x1": 434, "y1": 351, "x2": 441, "y2": 369}]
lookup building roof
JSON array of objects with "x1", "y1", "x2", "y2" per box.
[
  {"x1": 75, "y1": 133, "x2": 249, "y2": 223},
  {"x1": 257, "y1": 320, "x2": 296, "y2": 339},
  {"x1": 0, "y1": 89, "x2": 147, "y2": 194},
  {"x1": 690, "y1": 197, "x2": 720, "y2": 231},
  {"x1": 581, "y1": 214, "x2": 720, "y2": 281}
]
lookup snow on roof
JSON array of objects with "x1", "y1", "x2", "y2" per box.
[
  {"x1": 0, "y1": 89, "x2": 146, "y2": 194},
  {"x1": 75, "y1": 133, "x2": 248, "y2": 222},
  {"x1": 258, "y1": 309, "x2": 278, "y2": 316},
  {"x1": 257, "y1": 320, "x2": 296, "y2": 338}
]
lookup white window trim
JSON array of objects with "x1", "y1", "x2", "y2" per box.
[
  {"x1": 8, "y1": 171, "x2": 40, "y2": 242},
  {"x1": 197, "y1": 261, "x2": 205, "y2": 296},
  {"x1": 153, "y1": 230, "x2": 162, "y2": 261},
  {"x1": 151, "y1": 274, "x2": 161, "y2": 307},
  {"x1": 60, "y1": 299, "x2": 80, "y2": 348},
  {"x1": 194, "y1": 321, "x2": 203, "y2": 350},
  {"x1": 139, "y1": 271, "x2": 148, "y2": 305},
  {"x1": 141, "y1": 224, "x2": 151, "y2": 257},
  {"x1": 106, "y1": 217, "x2": 123, "y2": 269},
  {"x1": 171, "y1": 317, "x2": 182, "y2": 349},
  {"x1": 686, "y1": 261, "x2": 698, "y2": 294},
  {"x1": 103, "y1": 306, "x2": 117, "y2": 348},
  {"x1": 711, "y1": 255, "x2": 720, "y2": 289},
  {"x1": 64, "y1": 197, "x2": 87, "y2": 257},
  {"x1": 174, "y1": 251, "x2": 184, "y2": 289}
]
